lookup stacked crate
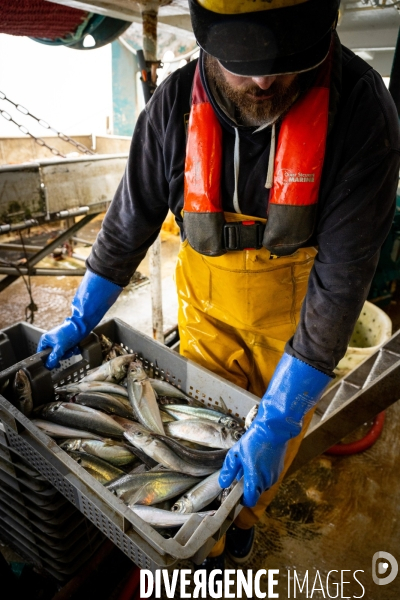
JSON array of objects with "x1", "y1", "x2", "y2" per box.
[{"x1": 0, "y1": 322, "x2": 105, "y2": 582}]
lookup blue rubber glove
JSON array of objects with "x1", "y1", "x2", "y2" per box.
[
  {"x1": 37, "y1": 270, "x2": 122, "y2": 369},
  {"x1": 219, "y1": 353, "x2": 331, "y2": 507}
]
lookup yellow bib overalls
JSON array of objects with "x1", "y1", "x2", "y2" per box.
[{"x1": 175, "y1": 213, "x2": 318, "y2": 554}]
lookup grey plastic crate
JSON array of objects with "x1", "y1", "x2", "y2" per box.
[
  {"x1": 0, "y1": 322, "x2": 44, "y2": 370},
  {"x1": 0, "y1": 318, "x2": 259, "y2": 571},
  {"x1": 0, "y1": 322, "x2": 108, "y2": 581}
]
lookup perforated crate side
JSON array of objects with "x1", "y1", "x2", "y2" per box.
[
  {"x1": 4, "y1": 427, "x2": 80, "y2": 508},
  {"x1": 3, "y1": 422, "x2": 170, "y2": 570},
  {"x1": 77, "y1": 495, "x2": 156, "y2": 570}
]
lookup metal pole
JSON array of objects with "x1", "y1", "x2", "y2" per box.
[
  {"x1": 142, "y1": 9, "x2": 158, "y2": 65},
  {"x1": 142, "y1": 5, "x2": 164, "y2": 343},
  {"x1": 0, "y1": 243, "x2": 43, "y2": 252},
  {"x1": 149, "y1": 234, "x2": 164, "y2": 343},
  {"x1": 389, "y1": 26, "x2": 400, "y2": 117},
  {"x1": 0, "y1": 267, "x2": 86, "y2": 276}
]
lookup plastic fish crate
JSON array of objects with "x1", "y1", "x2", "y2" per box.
[
  {"x1": 0, "y1": 321, "x2": 106, "y2": 581},
  {"x1": 0, "y1": 318, "x2": 259, "y2": 571},
  {"x1": 0, "y1": 322, "x2": 44, "y2": 371},
  {"x1": 0, "y1": 426, "x2": 105, "y2": 581}
]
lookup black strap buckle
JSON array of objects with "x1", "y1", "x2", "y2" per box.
[{"x1": 223, "y1": 221, "x2": 265, "y2": 251}]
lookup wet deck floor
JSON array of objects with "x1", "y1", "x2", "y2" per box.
[{"x1": 0, "y1": 218, "x2": 399, "y2": 598}]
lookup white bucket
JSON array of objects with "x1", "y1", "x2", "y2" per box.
[{"x1": 334, "y1": 301, "x2": 392, "y2": 379}]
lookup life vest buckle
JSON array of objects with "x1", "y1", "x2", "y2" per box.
[{"x1": 223, "y1": 221, "x2": 265, "y2": 251}]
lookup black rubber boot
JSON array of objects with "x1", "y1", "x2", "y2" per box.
[{"x1": 226, "y1": 525, "x2": 255, "y2": 564}]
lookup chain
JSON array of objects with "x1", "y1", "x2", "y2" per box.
[{"x1": 0, "y1": 90, "x2": 95, "y2": 157}]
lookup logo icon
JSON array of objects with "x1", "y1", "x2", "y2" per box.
[{"x1": 372, "y1": 552, "x2": 398, "y2": 586}]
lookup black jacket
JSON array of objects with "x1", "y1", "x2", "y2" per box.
[{"x1": 87, "y1": 43, "x2": 400, "y2": 375}]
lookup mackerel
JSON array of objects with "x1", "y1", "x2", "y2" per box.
[
  {"x1": 55, "y1": 380, "x2": 128, "y2": 398},
  {"x1": 67, "y1": 450, "x2": 125, "y2": 484},
  {"x1": 162, "y1": 404, "x2": 243, "y2": 430},
  {"x1": 123, "y1": 428, "x2": 215, "y2": 477},
  {"x1": 111, "y1": 418, "x2": 158, "y2": 468},
  {"x1": 149, "y1": 379, "x2": 191, "y2": 401},
  {"x1": 127, "y1": 362, "x2": 165, "y2": 435},
  {"x1": 152, "y1": 433, "x2": 227, "y2": 468},
  {"x1": 35, "y1": 402, "x2": 125, "y2": 439},
  {"x1": 60, "y1": 439, "x2": 139, "y2": 466},
  {"x1": 172, "y1": 470, "x2": 222, "y2": 514},
  {"x1": 106, "y1": 471, "x2": 199, "y2": 505},
  {"x1": 72, "y1": 392, "x2": 134, "y2": 419},
  {"x1": 81, "y1": 355, "x2": 133, "y2": 383},
  {"x1": 13, "y1": 369, "x2": 33, "y2": 417},
  {"x1": 165, "y1": 419, "x2": 242, "y2": 449},
  {"x1": 32, "y1": 420, "x2": 104, "y2": 440},
  {"x1": 130, "y1": 506, "x2": 216, "y2": 528}
]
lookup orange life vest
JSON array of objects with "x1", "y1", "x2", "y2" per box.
[{"x1": 183, "y1": 44, "x2": 333, "y2": 256}]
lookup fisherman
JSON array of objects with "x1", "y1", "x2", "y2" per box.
[{"x1": 38, "y1": 0, "x2": 400, "y2": 572}]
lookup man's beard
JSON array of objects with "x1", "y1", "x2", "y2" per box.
[{"x1": 205, "y1": 54, "x2": 304, "y2": 127}]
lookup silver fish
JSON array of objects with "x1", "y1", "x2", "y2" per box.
[
  {"x1": 130, "y1": 506, "x2": 216, "y2": 528},
  {"x1": 72, "y1": 392, "x2": 134, "y2": 419},
  {"x1": 67, "y1": 450, "x2": 125, "y2": 484},
  {"x1": 245, "y1": 404, "x2": 259, "y2": 430},
  {"x1": 162, "y1": 404, "x2": 243, "y2": 430},
  {"x1": 152, "y1": 433, "x2": 227, "y2": 469},
  {"x1": 123, "y1": 428, "x2": 215, "y2": 477},
  {"x1": 165, "y1": 419, "x2": 242, "y2": 449},
  {"x1": 60, "y1": 439, "x2": 138, "y2": 466},
  {"x1": 112, "y1": 417, "x2": 148, "y2": 433},
  {"x1": 172, "y1": 470, "x2": 222, "y2": 514},
  {"x1": 106, "y1": 348, "x2": 117, "y2": 361},
  {"x1": 160, "y1": 410, "x2": 176, "y2": 423},
  {"x1": 32, "y1": 420, "x2": 104, "y2": 440},
  {"x1": 127, "y1": 362, "x2": 165, "y2": 435},
  {"x1": 81, "y1": 355, "x2": 133, "y2": 383},
  {"x1": 218, "y1": 480, "x2": 238, "y2": 504},
  {"x1": 100, "y1": 334, "x2": 113, "y2": 354},
  {"x1": 111, "y1": 418, "x2": 159, "y2": 468},
  {"x1": 149, "y1": 378, "x2": 191, "y2": 401},
  {"x1": 13, "y1": 369, "x2": 33, "y2": 416},
  {"x1": 35, "y1": 402, "x2": 125, "y2": 439},
  {"x1": 106, "y1": 471, "x2": 199, "y2": 505},
  {"x1": 55, "y1": 381, "x2": 128, "y2": 398}
]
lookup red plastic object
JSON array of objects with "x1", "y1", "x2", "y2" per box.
[{"x1": 325, "y1": 411, "x2": 386, "y2": 456}]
